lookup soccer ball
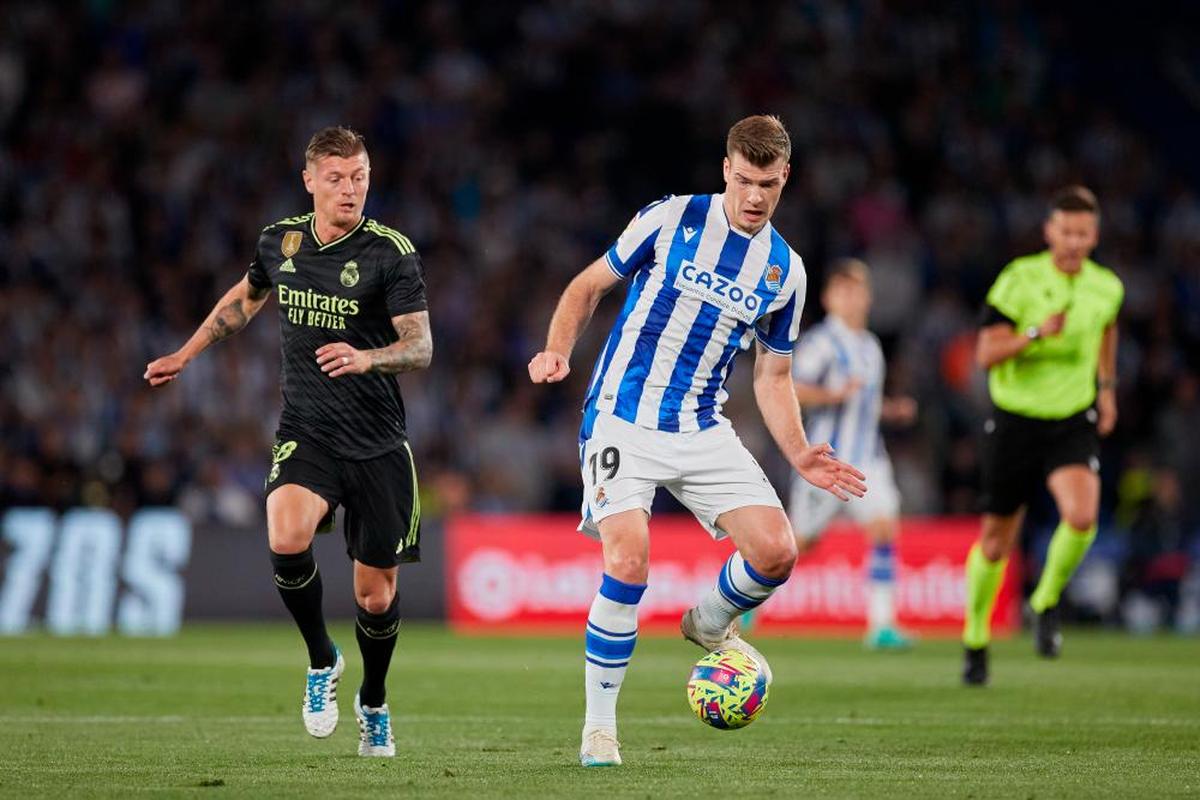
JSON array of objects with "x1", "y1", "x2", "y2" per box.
[{"x1": 685, "y1": 649, "x2": 769, "y2": 729}]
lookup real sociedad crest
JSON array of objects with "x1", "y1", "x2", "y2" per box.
[
  {"x1": 281, "y1": 231, "x2": 303, "y2": 258},
  {"x1": 764, "y1": 264, "x2": 783, "y2": 292}
]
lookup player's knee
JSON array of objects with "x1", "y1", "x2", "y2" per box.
[
  {"x1": 356, "y1": 585, "x2": 396, "y2": 615},
  {"x1": 866, "y1": 519, "x2": 898, "y2": 545},
  {"x1": 978, "y1": 535, "x2": 1010, "y2": 562},
  {"x1": 754, "y1": 534, "x2": 798, "y2": 580},
  {"x1": 978, "y1": 529, "x2": 1011, "y2": 562},
  {"x1": 268, "y1": 528, "x2": 311, "y2": 555},
  {"x1": 979, "y1": 516, "x2": 1019, "y2": 561},
  {"x1": 1062, "y1": 508, "x2": 1096, "y2": 533},
  {"x1": 605, "y1": 552, "x2": 649, "y2": 584}
]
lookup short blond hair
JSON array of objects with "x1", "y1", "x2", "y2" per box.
[
  {"x1": 726, "y1": 115, "x2": 791, "y2": 167},
  {"x1": 305, "y1": 126, "x2": 366, "y2": 164}
]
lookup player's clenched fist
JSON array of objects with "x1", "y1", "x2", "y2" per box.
[
  {"x1": 144, "y1": 352, "x2": 188, "y2": 387},
  {"x1": 528, "y1": 350, "x2": 570, "y2": 383}
]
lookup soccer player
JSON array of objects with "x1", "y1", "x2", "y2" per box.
[
  {"x1": 144, "y1": 127, "x2": 432, "y2": 755},
  {"x1": 788, "y1": 258, "x2": 917, "y2": 649},
  {"x1": 528, "y1": 115, "x2": 866, "y2": 766},
  {"x1": 962, "y1": 185, "x2": 1122, "y2": 686}
]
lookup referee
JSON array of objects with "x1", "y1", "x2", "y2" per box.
[{"x1": 962, "y1": 186, "x2": 1123, "y2": 686}]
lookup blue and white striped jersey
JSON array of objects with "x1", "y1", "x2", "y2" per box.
[
  {"x1": 792, "y1": 316, "x2": 887, "y2": 467},
  {"x1": 581, "y1": 193, "x2": 806, "y2": 437}
]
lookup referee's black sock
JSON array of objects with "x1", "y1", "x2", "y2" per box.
[
  {"x1": 270, "y1": 547, "x2": 337, "y2": 669},
  {"x1": 356, "y1": 593, "x2": 401, "y2": 708}
]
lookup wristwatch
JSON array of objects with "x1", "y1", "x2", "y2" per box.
[{"x1": 1024, "y1": 326, "x2": 1041, "y2": 341}]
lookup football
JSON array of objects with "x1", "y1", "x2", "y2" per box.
[{"x1": 685, "y1": 649, "x2": 770, "y2": 729}]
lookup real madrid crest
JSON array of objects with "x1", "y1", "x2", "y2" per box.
[
  {"x1": 281, "y1": 231, "x2": 303, "y2": 258},
  {"x1": 340, "y1": 260, "x2": 360, "y2": 288}
]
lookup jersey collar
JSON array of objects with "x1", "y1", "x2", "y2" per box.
[
  {"x1": 716, "y1": 193, "x2": 773, "y2": 242},
  {"x1": 310, "y1": 215, "x2": 366, "y2": 251},
  {"x1": 1040, "y1": 249, "x2": 1097, "y2": 281},
  {"x1": 827, "y1": 313, "x2": 867, "y2": 341}
]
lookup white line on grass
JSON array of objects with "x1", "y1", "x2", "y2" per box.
[{"x1": 1, "y1": 713, "x2": 1196, "y2": 728}]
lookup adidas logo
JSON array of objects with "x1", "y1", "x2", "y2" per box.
[
  {"x1": 280, "y1": 258, "x2": 296, "y2": 273},
  {"x1": 683, "y1": 226, "x2": 698, "y2": 242}
]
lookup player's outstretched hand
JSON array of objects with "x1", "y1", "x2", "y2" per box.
[
  {"x1": 316, "y1": 342, "x2": 370, "y2": 377},
  {"x1": 796, "y1": 442, "x2": 867, "y2": 502},
  {"x1": 144, "y1": 352, "x2": 187, "y2": 387},
  {"x1": 528, "y1": 350, "x2": 570, "y2": 383}
]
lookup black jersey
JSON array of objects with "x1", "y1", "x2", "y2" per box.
[{"x1": 247, "y1": 213, "x2": 427, "y2": 460}]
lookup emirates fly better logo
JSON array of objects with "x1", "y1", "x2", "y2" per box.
[{"x1": 278, "y1": 285, "x2": 360, "y2": 330}]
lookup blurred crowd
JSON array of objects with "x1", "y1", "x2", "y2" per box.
[{"x1": 2, "y1": 2, "x2": 1199, "y2": 626}]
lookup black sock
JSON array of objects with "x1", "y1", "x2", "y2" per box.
[
  {"x1": 356, "y1": 593, "x2": 400, "y2": 708},
  {"x1": 271, "y1": 548, "x2": 336, "y2": 669}
]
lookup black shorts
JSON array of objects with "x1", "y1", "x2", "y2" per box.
[
  {"x1": 979, "y1": 405, "x2": 1100, "y2": 515},
  {"x1": 264, "y1": 436, "x2": 421, "y2": 567}
]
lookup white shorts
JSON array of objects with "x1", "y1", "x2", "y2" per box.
[
  {"x1": 788, "y1": 455, "x2": 900, "y2": 542},
  {"x1": 579, "y1": 412, "x2": 783, "y2": 540}
]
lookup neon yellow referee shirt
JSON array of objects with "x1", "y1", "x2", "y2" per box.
[{"x1": 984, "y1": 250, "x2": 1123, "y2": 420}]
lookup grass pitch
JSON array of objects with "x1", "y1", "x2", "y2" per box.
[{"x1": 1, "y1": 624, "x2": 1197, "y2": 798}]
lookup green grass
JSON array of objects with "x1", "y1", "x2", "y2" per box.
[{"x1": 1, "y1": 625, "x2": 1197, "y2": 798}]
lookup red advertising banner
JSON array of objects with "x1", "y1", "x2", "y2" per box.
[{"x1": 446, "y1": 514, "x2": 1019, "y2": 636}]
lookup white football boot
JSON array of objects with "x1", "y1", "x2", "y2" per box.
[
  {"x1": 355, "y1": 692, "x2": 396, "y2": 757},
  {"x1": 681, "y1": 607, "x2": 773, "y2": 684},
  {"x1": 580, "y1": 728, "x2": 621, "y2": 767},
  {"x1": 301, "y1": 648, "x2": 344, "y2": 738}
]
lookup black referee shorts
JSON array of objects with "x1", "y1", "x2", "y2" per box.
[
  {"x1": 264, "y1": 436, "x2": 421, "y2": 567},
  {"x1": 979, "y1": 405, "x2": 1100, "y2": 516}
]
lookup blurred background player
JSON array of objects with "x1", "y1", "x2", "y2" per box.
[
  {"x1": 144, "y1": 127, "x2": 433, "y2": 754},
  {"x1": 963, "y1": 186, "x2": 1123, "y2": 685},
  {"x1": 786, "y1": 259, "x2": 918, "y2": 650},
  {"x1": 528, "y1": 115, "x2": 866, "y2": 767}
]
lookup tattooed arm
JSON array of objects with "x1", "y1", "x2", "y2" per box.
[
  {"x1": 144, "y1": 276, "x2": 272, "y2": 387},
  {"x1": 371, "y1": 311, "x2": 433, "y2": 373},
  {"x1": 315, "y1": 310, "x2": 433, "y2": 378}
]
